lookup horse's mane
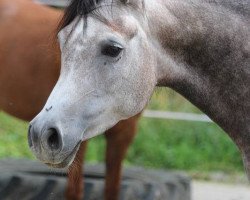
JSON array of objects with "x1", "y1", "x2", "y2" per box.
[{"x1": 58, "y1": 0, "x2": 104, "y2": 32}]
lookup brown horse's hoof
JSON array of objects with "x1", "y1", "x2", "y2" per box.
[{"x1": 0, "y1": 159, "x2": 191, "y2": 200}]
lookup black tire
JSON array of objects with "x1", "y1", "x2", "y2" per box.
[{"x1": 0, "y1": 159, "x2": 191, "y2": 200}]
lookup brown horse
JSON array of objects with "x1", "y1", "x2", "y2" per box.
[{"x1": 0, "y1": 0, "x2": 140, "y2": 199}]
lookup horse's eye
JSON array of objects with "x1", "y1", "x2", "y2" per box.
[{"x1": 101, "y1": 44, "x2": 123, "y2": 58}]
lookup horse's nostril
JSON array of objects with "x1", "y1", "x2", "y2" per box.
[
  {"x1": 47, "y1": 128, "x2": 61, "y2": 151},
  {"x1": 28, "y1": 125, "x2": 33, "y2": 148}
]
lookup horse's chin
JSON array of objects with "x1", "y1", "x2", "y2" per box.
[{"x1": 45, "y1": 141, "x2": 81, "y2": 168}]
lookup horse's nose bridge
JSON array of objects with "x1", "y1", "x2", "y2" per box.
[{"x1": 45, "y1": 105, "x2": 53, "y2": 112}]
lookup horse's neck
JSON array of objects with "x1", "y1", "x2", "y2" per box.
[{"x1": 146, "y1": 0, "x2": 250, "y2": 143}]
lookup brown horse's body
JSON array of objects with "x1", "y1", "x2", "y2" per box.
[
  {"x1": 0, "y1": 0, "x2": 60, "y2": 120},
  {"x1": 0, "y1": 0, "x2": 139, "y2": 199}
]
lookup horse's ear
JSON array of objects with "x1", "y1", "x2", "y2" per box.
[{"x1": 120, "y1": 0, "x2": 144, "y2": 9}]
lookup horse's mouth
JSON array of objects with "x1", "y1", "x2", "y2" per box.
[{"x1": 45, "y1": 141, "x2": 81, "y2": 168}]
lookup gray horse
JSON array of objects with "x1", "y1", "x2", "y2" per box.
[{"x1": 28, "y1": 0, "x2": 250, "y2": 178}]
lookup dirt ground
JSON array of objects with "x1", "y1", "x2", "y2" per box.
[{"x1": 192, "y1": 181, "x2": 250, "y2": 200}]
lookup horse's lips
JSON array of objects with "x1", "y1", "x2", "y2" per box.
[{"x1": 45, "y1": 141, "x2": 82, "y2": 168}]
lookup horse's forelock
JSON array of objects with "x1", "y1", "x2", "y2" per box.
[
  {"x1": 57, "y1": 0, "x2": 130, "y2": 32},
  {"x1": 57, "y1": 0, "x2": 104, "y2": 33},
  {"x1": 57, "y1": 0, "x2": 143, "y2": 34}
]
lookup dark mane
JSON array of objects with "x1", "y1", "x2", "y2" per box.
[
  {"x1": 57, "y1": 0, "x2": 142, "y2": 33},
  {"x1": 58, "y1": 0, "x2": 104, "y2": 32}
]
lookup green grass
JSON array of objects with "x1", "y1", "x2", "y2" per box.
[
  {"x1": 0, "y1": 88, "x2": 244, "y2": 173},
  {"x1": 129, "y1": 118, "x2": 242, "y2": 172},
  {"x1": 0, "y1": 112, "x2": 33, "y2": 159}
]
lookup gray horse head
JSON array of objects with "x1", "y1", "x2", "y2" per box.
[{"x1": 28, "y1": 0, "x2": 157, "y2": 167}]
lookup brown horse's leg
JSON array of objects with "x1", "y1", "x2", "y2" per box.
[
  {"x1": 65, "y1": 141, "x2": 87, "y2": 200},
  {"x1": 104, "y1": 114, "x2": 141, "y2": 200}
]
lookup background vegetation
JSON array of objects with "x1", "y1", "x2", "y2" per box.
[{"x1": 0, "y1": 88, "x2": 243, "y2": 174}]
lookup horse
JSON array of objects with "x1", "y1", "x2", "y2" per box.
[
  {"x1": 0, "y1": 0, "x2": 140, "y2": 199},
  {"x1": 28, "y1": 0, "x2": 250, "y2": 179}
]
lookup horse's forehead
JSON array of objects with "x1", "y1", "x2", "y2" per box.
[
  {"x1": 59, "y1": 14, "x2": 138, "y2": 44},
  {"x1": 108, "y1": 15, "x2": 138, "y2": 39}
]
